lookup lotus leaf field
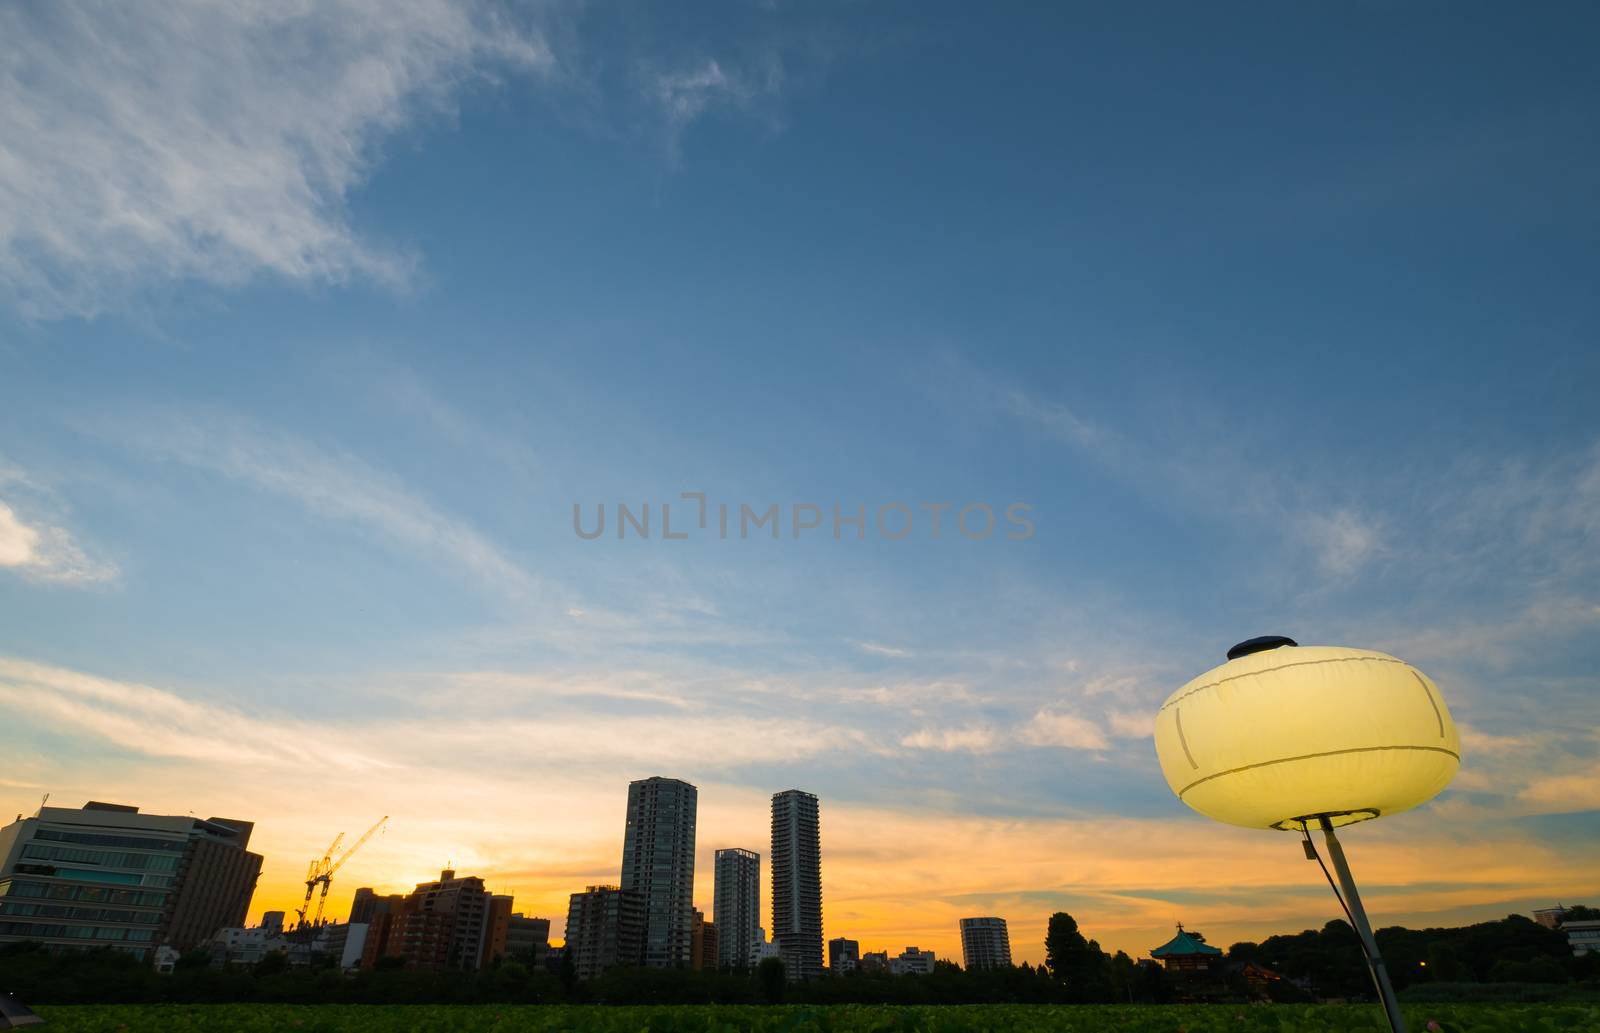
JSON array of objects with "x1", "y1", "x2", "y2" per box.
[{"x1": 28, "y1": 1003, "x2": 1600, "y2": 1032}]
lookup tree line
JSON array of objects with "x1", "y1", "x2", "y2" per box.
[{"x1": 2, "y1": 908, "x2": 1595, "y2": 1005}]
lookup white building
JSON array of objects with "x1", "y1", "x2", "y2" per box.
[
  {"x1": 209, "y1": 923, "x2": 290, "y2": 966},
  {"x1": 1565, "y1": 919, "x2": 1600, "y2": 956},
  {"x1": 207, "y1": 919, "x2": 367, "y2": 970},
  {"x1": 890, "y1": 946, "x2": 936, "y2": 975},
  {"x1": 752, "y1": 927, "x2": 782, "y2": 963}
]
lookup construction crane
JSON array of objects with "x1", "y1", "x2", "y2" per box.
[{"x1": 295, "y1": 815, "x2": 387, "y2": 929}]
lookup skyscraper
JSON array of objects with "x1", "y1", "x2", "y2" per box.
[
  {"x1": 0, "y1": 801, "x2": 262, "y2": 961},
  {"x1": 620, "y1": 776, "x2": 697, "y2": 968},
  {"x1": 959, "y1": 916, "x2": 1013, "y2": 969},
  {"x1": 770, "y1": 788, "x2": 823, "y2": 980},
  {"x1": 712, "y1": 846, "x2": 760, "y2": 969}
]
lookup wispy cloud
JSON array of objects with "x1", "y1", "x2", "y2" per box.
[
  {"x1": 646, "y1": 55, "x2": 782, "y2": 162},
  {"x1": 1018, "y1": 708, "x2": 1110, "y2": 751},
  {"x1": 0, "y1": 657, "x2": 389, "y2": 772},
  {"x1": 0, "y1": 499, "x2": 115, "y2": 584},
  {"x1": 100, "y1": 412, "x2": 535, "y2": 597},
  {"x1": 0, "y1": 0, "x2": 551, "y2": 318},
  {"x1": 953, "y1": 358, "x2": 1389, "y2": 580},
  {"x1": 0, "y1": 463, "x2": 116, "y2": 584},
  {"x1": 900, "y1": 724, "x2": 1002, "y2": 753},
  {"x1": 855, "y1": 640, "x2": 911, "y2": 658}
]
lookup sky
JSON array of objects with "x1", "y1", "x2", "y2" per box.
[{"x1": 1, "y1": 1, "x2": 1598, "y2": 965}]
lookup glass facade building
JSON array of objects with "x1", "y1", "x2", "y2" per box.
[
  {"x1": 619, "y1": 777, "x2": 697, "y2": 968},
  {"x1": 0, "y1": 801, "x2": 261, "y2": 962}
]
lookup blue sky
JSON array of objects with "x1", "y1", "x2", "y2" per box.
[{"x1": 2, "y1": 1, "x2": 1597, "y2": 961}]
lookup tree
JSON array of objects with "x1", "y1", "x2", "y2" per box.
[
  {"x1": 1043, "y1": 911, "x2": 1113, "y2": 1002},
  {"x1": 757, "y1": 956, "x2": 786, "y2": 1003},
  {"x1": 253, "y1": 950, "x2": 290, "y2": 976}
]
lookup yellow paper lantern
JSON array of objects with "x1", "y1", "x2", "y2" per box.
[{"x1": 1154, "y1": 637, "x2": 1460, "y2": 830}]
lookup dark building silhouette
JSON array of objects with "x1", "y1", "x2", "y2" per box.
[
  {"x1": 620, "y1": 776, "x2": 697, "y2": 968},
  {"x1": 162, "y1": 817, "x2": 263, "y2": 951},
  {"x1": 564, "y1": 885, "x2": 644, "y2": 980},
  {"x1": 690, "y1": 908, "x2": 719, "y2": 970},
  {"x1": 771, "y1": 789, "x2": 823, "y2": 980},
  {"x1": 713, "y1": 846, "x2": 760, "y2": 968},
  {"x1": 355, "y1": 891, "x2": 406, "y2": 969},
  {"x1": 959, "y1": 916, "x2": 1013, "y2": 969},
  {"x1": 829, "y1": 936, "x2": 860, "y2": 972},
  {"x1": 384, "y1": 869, "x2": 491, "y2": 971},
  {"x1": 505, "y1": 913, "x2": 550, "y2": 963}
]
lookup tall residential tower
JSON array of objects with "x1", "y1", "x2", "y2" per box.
[
  {"x1": 620, "y1": 776, "x2": 697, "y2": 968},
  {"x1": 959, "y1": 916, "x2": 1013, "y2": 969},
  {"x1": 712, "y1": 846, "x2": 760, "y2": 968},
  {"x1": 770, "y1": 789, "x2": 822, "y2": 980}
]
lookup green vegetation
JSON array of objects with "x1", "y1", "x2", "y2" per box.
[
  {"x1": 28, "y1": 1002, "x2": 1600, "y2": 1032},
  {"x1": 3, "y1": 908, "x2": 1594, "y2": 1016}
]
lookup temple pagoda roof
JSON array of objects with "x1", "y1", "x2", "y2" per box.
[{"x1": 1150, "y1": 925, "x2": 1223, "y2": 957}]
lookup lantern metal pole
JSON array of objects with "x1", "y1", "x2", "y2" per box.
[{"x1": 1318, "y1": 817, "x2": 1407, "y2": 1033}]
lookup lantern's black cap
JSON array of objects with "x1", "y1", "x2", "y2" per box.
[{"x1": 1227, "y1": 635, "x2": 1298, "y2": 660}]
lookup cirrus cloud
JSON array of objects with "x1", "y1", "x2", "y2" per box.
[{"x1": 0, "y1": 0, "x2": 552, "y2": 318}]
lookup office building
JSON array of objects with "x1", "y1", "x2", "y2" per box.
[
  {"x1": 384, "y1": 869, "x2": 491, "y2": 971},
  {"x1": 891, "y1": 946, "x2": 936, "y2": 975},
  {"x1": 859, "y1": 949, "x2": 889, "y2": 972},
  {"x1": 713, "y1": 846, "x2": 760, "y2": 968},
  {"x1": 565, "y1": 885, "x2": 644, "y2": 980},
  {"x1": 771, "y1": 789, "x2": 823, "y2": 980},
  {"x1": 959, "y1": 916, "x2": 1013, "y2": 969},
  {"x1": 0, "y1": 801, "x2": 261, "y2": 962},
  {"x1": 829, "y1": 936, "x2": 860, "y2": 973},
  {"x1": 620, "y1": 776, "x2": 697, "y2": 968}
]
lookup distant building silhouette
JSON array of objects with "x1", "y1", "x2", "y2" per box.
[
  {"x1": 384, "y1": 869, "x2": 491, "y2": 972},
  {"x1": 690, "y1": 908, "x2": 718, "y2": 970},
  {"x1": 959, "y1": 916, "x2": 1012, "y2": 969},
  {"x1": 1534, "y1": 905, "x2": 1571, "y2": 929},
  {"x1": 504, "y1": 913, "x2": 550, "y2": 964},
  {"x1": 0, "y1": 801, "x2": 262, "y2": 960},
  {"x1": 713, "y1": 846, "x2": 760, "y2": 968},
  {"x1": 564, "y1": 885, "x2": 644, "y2": 980},
  {"x1": 621, "y1": 776, "x2": 697, "y2": 968},
  {"x1": 356, "y1": 892, "x2": 406, "y2": 969},
  {"x1": 771, "y1": 789, "x2": 823, "y2": 980},
  {"x1": 891, "y1": 945, "x2": 936, "y2": 975},
  {"x1": 829, "y1": 936, "x2": 860, "y2": 973},
  {"x1": 859, "y1": 949, "x2": 889, "y2": 972},
  {"x1": 752, "y1": 926, "x2": 781, "y2": 963},
  {"x1": 484, "y1": 893, "x2": 513, "y2": 962},
  {"x1": 348, "y1": 887, "x2": 381, "y2": 924}
]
